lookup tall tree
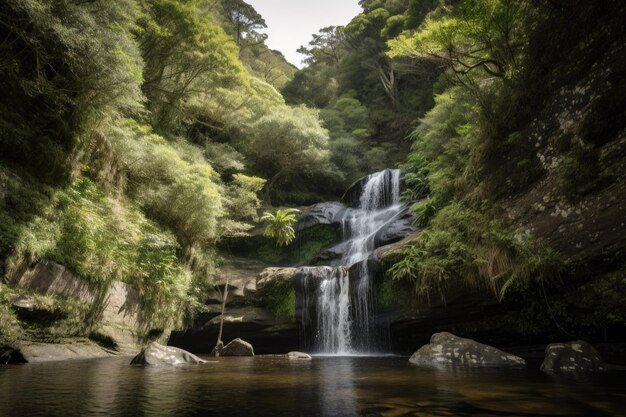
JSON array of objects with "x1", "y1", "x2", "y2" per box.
[{"x1": 220, "y1": 0, "x2": 267, "y2": 49}]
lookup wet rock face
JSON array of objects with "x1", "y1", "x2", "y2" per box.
[
  {"x1": 297, "y1": 202, "x2": 346, "y2": 230},
  {"x1": 374, "y1": 217, "x2": 416, "y2": 247},
  {"x1": 221, "y1": 338, "x2": 254, "y2": 357},
  {"x1": 540, "y1": 341, "x2": 607, "y2": 373},
  {"x1": 130, "y1": 342, "x2": 207, "y2": 366},
  {"x1": 409, "y1": 332, "x2": 526, "y2": 367}
]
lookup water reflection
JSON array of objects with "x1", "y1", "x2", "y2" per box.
[
  {"x1": 319, "y1": 357, "x2": 357, "y2": 417},
  {"x1": 0, "y1": 356, "x2": 624, "y2": 417}
]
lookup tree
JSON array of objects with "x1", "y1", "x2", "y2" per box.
[
  {"x1": 260, "y1": 209, "x2": 301, "y2": 247},
  {"x1": 138, "y1": 0, "x2": 244, "y2": 134},
  {"x1": 212, "y1": 275, "x2": 229, "y2": 356},
  {"x1": 246, "y1": 105, "x2": 330, "y2": 199},
  {"x1": 220, "y1": 0, "x2": 267, "y2": 48},
  {"x1": 297, "y1": 26, "x2": 345, "y2": 66},
  {"x1": 388, "y1": 0, "x2": 531, "y2": 81}
]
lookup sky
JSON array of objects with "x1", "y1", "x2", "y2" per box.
[{"x1": 246, "y1": 0, "x2": 362, "y2": 68}]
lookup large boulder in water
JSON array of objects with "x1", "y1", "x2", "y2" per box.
[
  {"x1": 221, "y1": 338, "x2": 254, "y2": 356},
  {"x1": 130, "y1": 342, "x2": 207, "y2": 366},
  {"x1": 287, "y1": 351, "x2": 312, "y2": 360},
  {"x1": 409, "y1": 332, "x2": 525, "y2": 367},
  {"x1": 540, "y1": 341, "x2": 607, "y2": 373}
]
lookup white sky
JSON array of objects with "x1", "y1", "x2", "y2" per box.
[{"x1": 247, "y1": 0, "x2": 362, "y2": 68}]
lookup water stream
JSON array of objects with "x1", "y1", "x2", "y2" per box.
[{"x1": 298, "y1": 169, "x2": 404, "y2": 355}]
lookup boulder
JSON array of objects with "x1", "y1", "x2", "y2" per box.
[
  {"x1": 287, "y1": 351, "x2": 312, "y2": 360},
  {"x1": 256, "y1": 268, "x2": 298, "y2": 293},
  {"x1": 17, "y1": 342, "x2": 113, "y2": 363},
  {"x1": 6, "y1": 260, "x2": 152, "y2": 352},
  {"x1": 221, "y1": 338, "x2": 254, "y2": 356},
  {"x1": 297, "y1": 202, "x2": 345, "y2": 230},
  {"x1": 130, "y1": 342, "x2": 207, "y2": 366},
  {"x1": 315, "y1": 241, "x2": 350, "y2": 263},
  {"x1": 206, "y1": 257, "x2": 268, "y2": 304},
  {"x1": 375, "y1": 217, "x2": 416, "y2": 247},
  {"x1": 409, "y1": 332, "x2": 526, "y2": 367},
  {"x1": 0, "y1": 347, "x2": 26, "y2": 364},
  {"x1": 206, "y1": 307, "x2": 276, "y2": 328},
  {"x1": 540, "y1": 340, "x2": 607, "y2": 373},
  {"x1": 210, "y1": 341, "x2": 224, "y2": 357}
]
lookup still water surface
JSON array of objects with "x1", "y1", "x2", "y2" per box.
[{"x1": 0, "y1": 356, "x2": 624, "y2": 416}]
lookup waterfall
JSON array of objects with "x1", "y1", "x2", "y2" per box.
[{"x1": 297, "y1": 169, "x2": 402, "y2": 354}]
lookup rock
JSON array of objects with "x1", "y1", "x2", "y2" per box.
[
  {"x1": 375, "y1": 217, "x2": 416, "y2": 247},
  {"x1": 130, "y1": 342, "x2": 207, "y2": 366},
  {"x1": 297, "y1": 202, "x2": 345, "y2": 230},
  {"x1": 287, "y1": 351, "x2": 312, "y2": 360},
  {"x1": 256, "y1": 268, "x2": 298, "y2": 293},
  {"x1": 0, "y1": 347, "x2": 26, "y2": 364},
  {"x1": 315, "y1": 241, "x2": 350, "y2": 263},
  {"x1": 206, "y1": 307, "x2": 276, "y2": 328},
  {"x1": 221, "y1": 338, "x2": 254, "y2": 356},
  {"x1": 210, "y1": 341, "x2": 224, "y2": 357},
  {"x1": 5, "y1": 260, "x2": 154, "y2": 352},
  {"x1": 6, "y1": 260, "x2": 98, "y2": 304},
  {"x1": 205, "y1": 257, "x2": 269, "y2": 304},
  {"x1": 18, "y1": 342, "x2": 113, "y2": 363},
  {"x1": 409, "y1": 332, "x2": 526, "y2": 367},
  {"x1": 10, "y1": 296, "x2": 67, "y2": 322},
  {"x1": 99, "y1": 281, "x2": 144, "y2": 354},
  {"x1": 374, "y1": 232, "x2": 420, "y2": 262},
  {"x1": 540, "y1": 340, "x2": 607, "y2": 373},
  {"x1": 11, "y1": 297, "x2": 35, "y2": 311}
]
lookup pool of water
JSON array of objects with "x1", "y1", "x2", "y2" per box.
[{"x1": 1, "y1": 356, "x2": 624, "y2": 416}]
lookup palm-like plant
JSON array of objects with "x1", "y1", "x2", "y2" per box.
[{"x1": 260, "y1": 208, "x2": 301, "y2": 247}]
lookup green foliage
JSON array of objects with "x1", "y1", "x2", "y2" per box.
[
  {"x1": 0, "y1": 0, "x2": 144, "y2": 181},
  {"x1": 259, "y1": 284, "x2": 296, "y2": 322},
  {"x1": 220, "y1": 0, "x2": 267, "y2": 47},
  {"x1": 388, "y1": 0, "x2": 533, "y2": 81},
  {"x1": 0, "y1": 284, "x2": 23, "y2": 346},
  {"x1": 390, "y1": 202, "x2": 566, "y2": 301},
  {"x1": 138, "y1": 0, "x2": 245, "y2": 134},
  {"x1": 281, "y1": 0, "x2": 442, "y2": 199},
  {"x1": 261, "y1": 209, "x2": 300, "y2": 247},
  {"x1": 246, "y1": 105, "x2": 331, "y2": 199},
  {"x1": 254, "y1": 224, "x2": 341, "y2": 266},
  {"x1": 3, "y1": 174, "x2": 195, "y2": 331}
]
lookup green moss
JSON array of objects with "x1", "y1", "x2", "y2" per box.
[
  {"x1": 0, "y1": 284, "x2": 23, "y2": 346},
  {"x1": 250, "y1": 224, "x2": 341, "y2": 266},
  {"x1": 256, "y1": 281, "x2": 296, "y2": 322}
]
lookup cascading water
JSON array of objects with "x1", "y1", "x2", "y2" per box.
[{"x1": 297, "y1": 169, "x2": 404, "y2": 355}]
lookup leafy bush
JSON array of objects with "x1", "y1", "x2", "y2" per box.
[
  {"x1": 261, "y1": 209, "x2": 301, "y2": 247},
  {"x1": 390, "y1": 202, "x2": 566, "y2": 301}
]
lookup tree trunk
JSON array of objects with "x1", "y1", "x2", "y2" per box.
[{"x1": 213, "y1": 276, "x2": 229, "y2": 357}]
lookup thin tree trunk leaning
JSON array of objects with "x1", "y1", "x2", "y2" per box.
[{"x1": 213, "y1": 276, "x2": 229, "y2": 357}]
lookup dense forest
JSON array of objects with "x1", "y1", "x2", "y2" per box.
[{"x1": 0, "y1": 0, "x2": 624, "y2": 357}]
